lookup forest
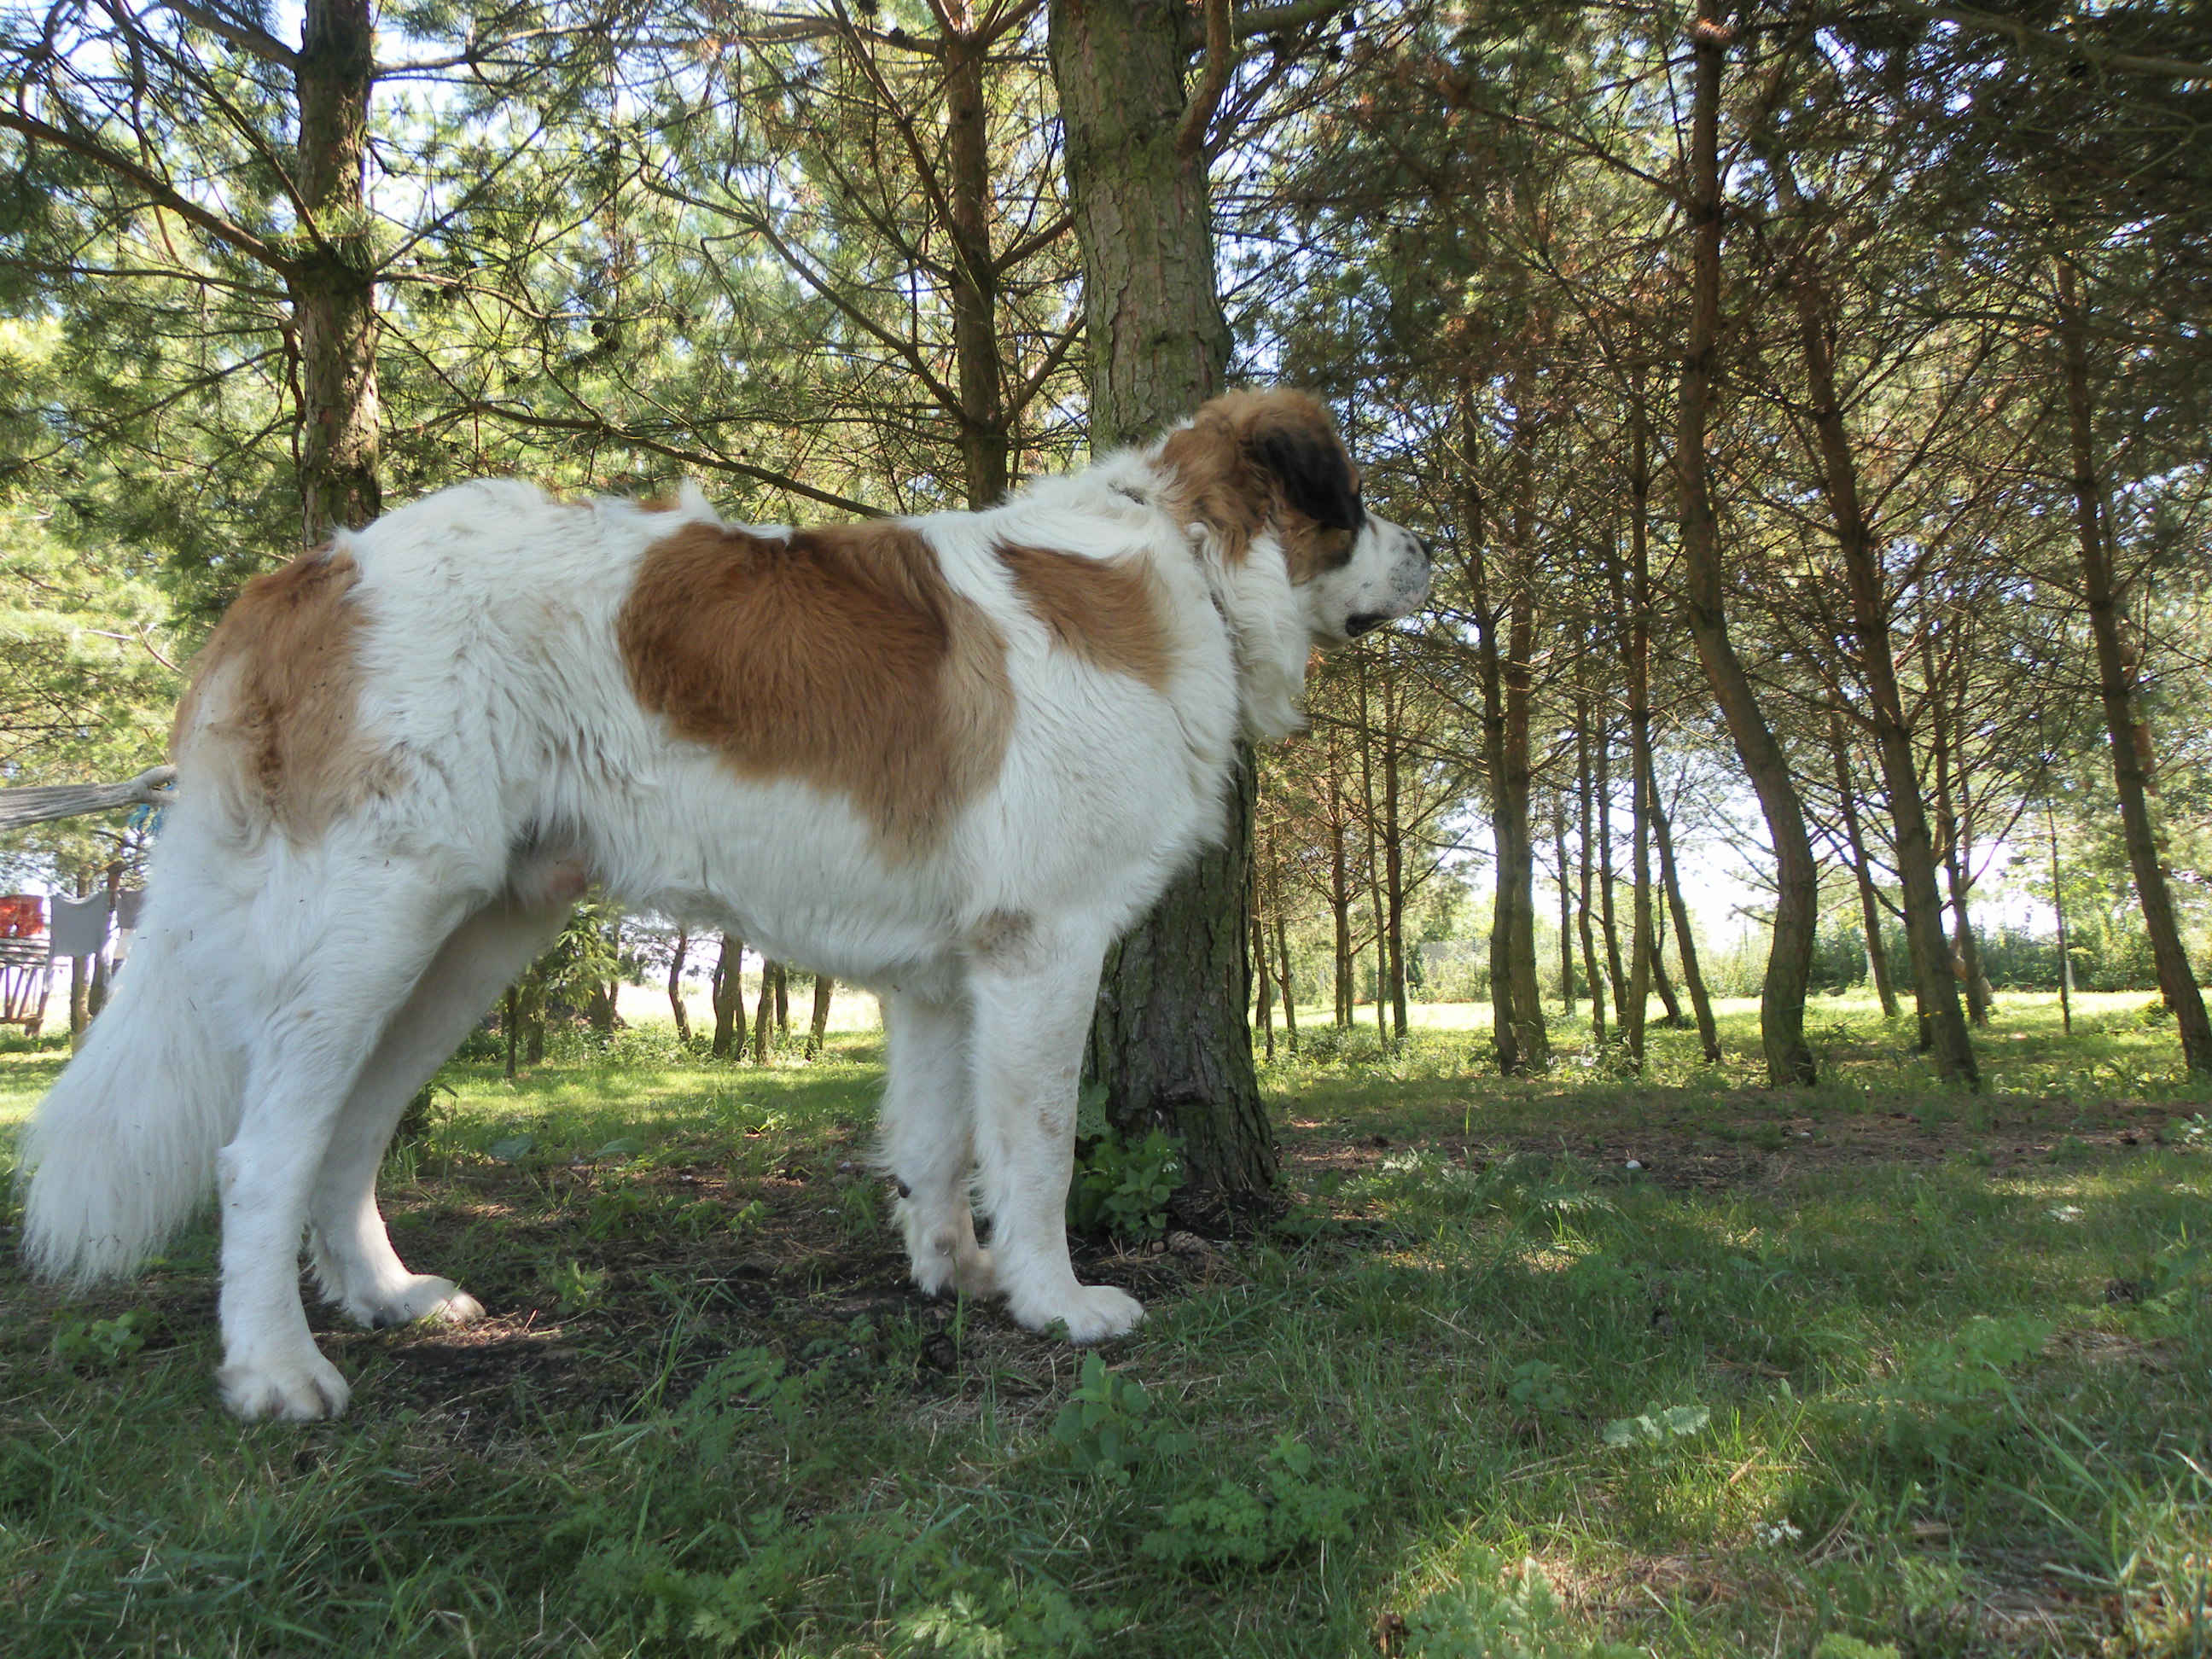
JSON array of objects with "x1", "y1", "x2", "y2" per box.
[{"x1": 1, "y1": 3, "x2": 2209, "y2": 1656}]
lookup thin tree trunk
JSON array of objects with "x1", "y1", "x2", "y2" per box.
[
  {"x1": 1252, "y1": 895, "x2": 1274, "y2": 1062},
  {"x1": 293, "y1": 0, "x2": 381, "y2": 541},
  {"x1": 942, "y1": 22, "x2": 1010, "y2": 508},
  {"x1": 1049, "y1": 0, "x2": 1272, "y2": 1204},
  {"x1": 1828, "y1": 710, "x2": 1901, "y2": 1018},
  {"x1": 1554, "y1": 794, "x2": 1576, "y2": 1018},
  {"x1": 1356, "y1": 653, "x2": 1389, "y2": 1043},
  {"x1": 754, "y1": 961, "x2": 777, "y2": 1063},
  {"x1": 1923, "y1": 644, "x2": 1991, "y2": 1028},
  {"x1": 1621, "y1": 416, "x2": 1656, "y2": 1066},
  {"x1": 667, "y1": 927, "x2": 691, "y2": 1043},
  {"x1": 1575, "y1": 701, "x2": 1606, "y2": 1043},
  {"x1": 1329, "y1": 766, "x2": 1353, "y2": 1027},
  {"x1": 1595, "y1": 718, "x2": 1629, "y2": 1024},
  {"x1": 67, "y1": 865, "x2": 90, "y2": 1043},
  {"x1": 1650, "y1": 766, "x2": 1721, "y2": 1061},
  {"x1": 1273, "y1": 905, "x2": 1299, "y2": 1057},
  {"x1": 1675, "y1": 3, "x2": 1816, "y2": 1086},
  {"x1": 712, "y1": 934, "x2": 746, "y2": 1060},
  {"x1": 2056, "y1": 260, "x2": 2210, "y2": 1072},
  {"x1": 807, "y1": 974, "x2": 835, "y2": 1057},
  {"x1": 1767, "y1": 147, "x2": 1976, "y2": 1083},
  {"x1": 1648, "y1": 933, "x2": 1685, "y2": 1027},
  {"x1": 1381, "y1": 649, "x2": 1410, "y2": 1042},
  {"x1": 774, "y1": 962, "x2": 789, "y2": 1039},
  {"x1": 504, "y1": 985, "x2": 520, "y2": 1080},
  {"x1": 2046, "y1": 795, "x2": 2073, "y2": 1034}
]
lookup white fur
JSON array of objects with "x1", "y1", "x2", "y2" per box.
[{"x1": 18, "y1": 426, "x2": 1429, "y2": 1420}]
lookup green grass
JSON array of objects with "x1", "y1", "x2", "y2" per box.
[{"x1": 2, "y1": 992, "x2": 2208, "y2": 1656}]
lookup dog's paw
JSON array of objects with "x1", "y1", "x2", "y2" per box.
[
  {"x1": 362, "y1": 1276, "x2": 485, "y2": 1331},
  {"x1": 1016, "y1": 1284, "x2": 1144, "y2": 1345},
  {"x1": 218, "y1": 1351, "x2": 352, "y2": 1421}
]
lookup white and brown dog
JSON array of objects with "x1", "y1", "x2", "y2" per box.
[{"x1": 19, "y1": 389, "x2": 1429, "y2": 1420}]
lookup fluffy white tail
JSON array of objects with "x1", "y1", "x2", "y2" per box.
[{"x1": 18, "y1": 922, "x2": 240, "y2": 1284}]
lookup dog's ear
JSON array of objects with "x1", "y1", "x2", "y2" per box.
[{"x1": 1249, "y1": 413, "x2": 1362, "y2": 531}]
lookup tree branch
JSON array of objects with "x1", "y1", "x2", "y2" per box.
[
  {"x1": 0, "y1": 108, "x2": 294, "y2": 274},
  {"x1": 148, "y1": 0, "x2": 299, "y2": 69},
  {"x1": 1235, "y1": 0, "x2": 1357, "y2": 43},
  {"x1": 1886, "y1": 3, "x2": 2212, "y2": 80},
  {"x1": 1177, "y1": 0, "x2": 1237, "y2": 160}
]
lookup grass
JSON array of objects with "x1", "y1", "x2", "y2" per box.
[{"x1": 1, "y1": 990, "x2": 2208, "y2": 1656}]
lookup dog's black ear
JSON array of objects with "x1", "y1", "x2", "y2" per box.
[{"x1": 1251, "y1": 418, "x2": 1362, "y2": 531}]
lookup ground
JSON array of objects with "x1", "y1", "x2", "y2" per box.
[{"x1": 0, "y1": 990, "x2": 2207, "y2": 1657}]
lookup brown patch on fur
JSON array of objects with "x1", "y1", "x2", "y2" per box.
[
  {"x1": 172, "y1": 548, "x2": 395, "y2": 840},
  {"x1": 637, "y1": 491, "x2": 684, "y2": 512},
  {"x1": 1157, "y1": 389, "x2": 1363, "y2": 580},
  {"x1": 619, "y1": 521, "x2": 1013, "y2": 857},
  {"x1": 996, "y1": 542, "x2": 1172, "y2": 690}
]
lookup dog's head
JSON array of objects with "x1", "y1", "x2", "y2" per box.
[{"x1": 1157, "y1": 389, "x2": 1431, "y2": 649}]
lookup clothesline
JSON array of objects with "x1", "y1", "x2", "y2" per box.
[{"x1": 0, "y1": 766, "x2": 175, "y2": 835}]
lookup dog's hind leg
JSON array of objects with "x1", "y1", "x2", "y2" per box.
[
  {"x1": 966, "y1": 917, "x2": 1142, "y2": 1343},
  {"x1": 881, "y1": 988, "x2": 995, "y2": 1299},
  {"x1": 213, "y1": 870, "x2": 478, "y2": 1422},
  {"x1": 307, "y1": 896, "x2": 570, "y2": 1332}
]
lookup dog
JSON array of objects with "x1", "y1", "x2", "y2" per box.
[{"x1": 19, "y1": 388, "x2": 1430, "y2": 1420}]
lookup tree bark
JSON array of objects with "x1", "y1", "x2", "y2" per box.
[
  {"x1": 1650, "y1": 764, "x2": 1722, "y2": 1062},
  {"x1": 1329, "y1": 765, "x2": 1353, "y2": 1027},
  {"x1": 667, "y1": 927, "x2": 691, "y2": 1043},
  {"x1": 1674, "y1": 3, "x2": 1816, "y2": 1086},
  {"x1": 1767, "y1": 147, "x2": 1976, "y2": 1082},
  {"x1": 1595, "y1": 717, "x2": 1629, "y2": 1024},
  {"x1": 1828, "y1": 711, "x2": 1901, "y2": 1019},
  {"x1": 942, "y1": 22, "x2": 1011, "y2": 507},
  {"x1": 1621, "y1": 406, "x2": 1656, "y2": 1066},
  {"x1": 1273, "y1": 905, "x2": 1299, "y2": 1057},
  {"x1": 1356, "y1": 652, "x2": 1389, "y2": 1041},
  {"x1": 754, "y1": 960, "x2": 778, "y2": 1062},
  {"x1": 1380, "y1": 648, "x2": 1410, "y2": 1041},
  {"x1": 2055, "y1": 259, "x2": 2209, "y2": 1072},
  {"x1": 1050, "y1": 0, "x2": 1272, "y2": 1203},
  {"x1": 1575, "y1": 701, "x2": 1606, "y2": 1043},
  {"x1": 292, "y1": 0, "x2": 381, "y2": 540},
  {"x1": 712, "y1": 934, "x2": 747, "y2": 1061},
  {"x1": 806, "y1": 974, "x2": 835, "y2": 1057},
  {"x1": 1554, "y1": 794, "x2": 1577, "y2": 1018}
]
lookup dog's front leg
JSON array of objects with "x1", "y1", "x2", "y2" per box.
[{"x1": 968, "y1": 917, "x2": 1142, "y2": 1344}]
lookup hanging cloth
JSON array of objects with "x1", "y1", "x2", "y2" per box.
[{"x1": 47, "y1": 894, "x2": 110, "y2": 959}]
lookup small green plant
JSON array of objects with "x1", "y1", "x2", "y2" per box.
[
  {"x1": 1504, "y1": 1359, "x2": 1574, "y2": 1417},
  {"x1": 1066, "y1": 1127, "x2": 1185, "y2": 1243},
  {"x1": 893, "y1": 1580, "x2": 1103, "y2": 1656},
  {"x1": 544, "y1": 1259, "x2": 608, "y2": 1313},
  {"x1": 1602, "y1": 1403, "x2": 1710, "y2": 1450},
  {"x1": 1400, "y1": 1547, "x2": 1642, "y2": 1659},
  {"x1": 1050, "y1": 1353, "x2": 1192, "y2": 1484},
  {"x1": 1138, "y1": 1435, "x2": 1362, "y2": 1569},
  {"x1": 49, "y1": 1311, "x2": 148, "y2": 1371},
  {"x1": 1823, "y1": 1313, "x2": 2052, "y2": 1458}
]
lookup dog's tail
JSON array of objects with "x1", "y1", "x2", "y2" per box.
[{"x1": 18, "y1": 917, "x2": 241, "y2": 1284}]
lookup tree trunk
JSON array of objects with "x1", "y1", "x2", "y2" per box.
[
  {"x1": 1553, "y1": 794, "x2": 1576, "y2": 1018},
  {"x1": 1380, "y1": 649, "x2": 1410, "y2": 1042},
  {"x1": 1356, "y1": 653, "x2": 1389, "y2": 1042},
  {"x1": 1252, "y1": 894, "x2": 1274, "y2": 1062},
  {"x1": 664, "y1": 928, "x2": 690, "y2": 1042},
  {"x1": 1650, "y1": 765, "x2": 1721, "y2": 1061},
  {"x1": 1086, "y1": 753, "x2": 1277, "y2": 1203},
  {"x1": 1329, "y1": 766, "x2": 1354, "y2": 1027},
  {"x1": 2055, "y1": 260, "x2": 2210, "y2": 1073},
  {"x1": 1674, "y1": 3, "x2": 1815, "y2": 1086},
  {"x1": 712, "y1": 935, "x2": 746, "y2": 1061},
  {"x1": 943, "y1": 24, "x2": 1010, "y2": 507},
  {"x1": 1828, "y1": 711, "x2": 1901, "y2": 1018},
  {"x1": 1767, "y1": 148, "x2": 1976, "y2": 1083},
  {"x1": 292, "y1": 0, "x2": 381, "y2": 541},
  {"x1": 753, "y1": 961, "x2": 777, "y2": 1062},
  {"x1": 774, "y1": 962, "x2": 789, "y2": 1039},
  {"x1": 1923, "y1": 650, "x2": 1992, "y2": 1028},
  {"x1": 1621, "y1": 410, "x2": 1656, "y2": 1066},
  {"x1": 1595, "y1": 719, "x2": 1629, "y2": 1024},
  {"x1": 1049, "y1": 0, "x2": 1272, "y2": 1203},
  {"x1": 1575, "y1": 701, "x2": 1606, "y2": 1043},
  {"x1": 806, "y1": 974, "x2": 835, "y2": 1057},
  {"x1": 1273, "y1": 906, "x2": 1299, "y2": 1057}
]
